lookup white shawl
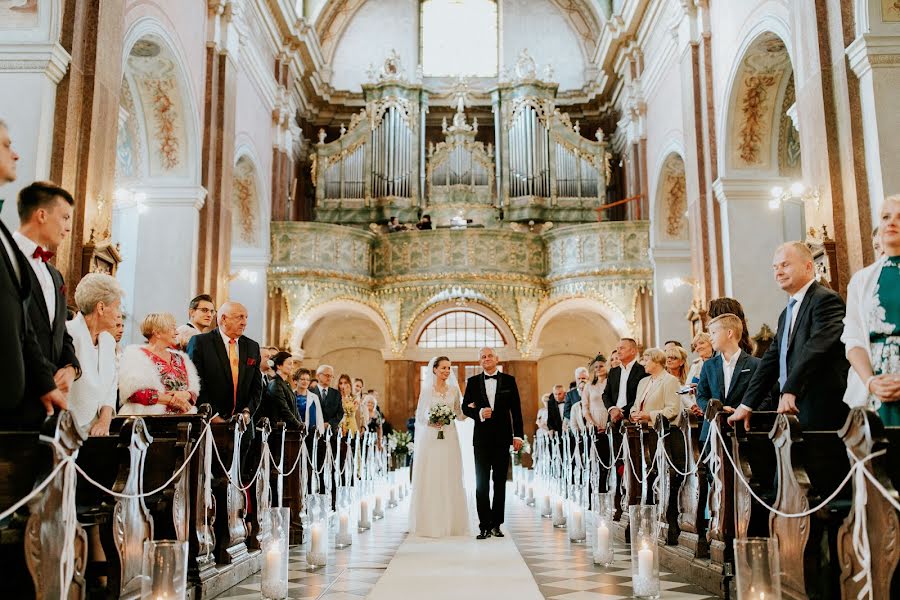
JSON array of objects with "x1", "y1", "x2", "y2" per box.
[
  {"x1": 841, "y1": 256, "x2": 887, "y2": 409},
  {"x1": 118, "y1": 344, "x2": 200, "y2": 415}
]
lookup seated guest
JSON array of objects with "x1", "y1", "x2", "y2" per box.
[
  {"x1": 696, "y1": 314, "x2": 760, "y2": 439},
  {"x1": 119, "y1": 313, "x2": 199, "y2": 415},
  {"x1": 266, "y1": 351, "x2": 302, "y2": 429},
  {"x1": 176, "y1": 294, "x2": 215, "y2": 349},
  {"x1": 629, "y1": 348, "x2": 681, "y2": 426},
  {"x1": 293, "y1": 367, "x2": 322, "y2": 434},
  {"x1": 545, "y1": 384, "x2": 567, "y2": 434},
  {"x1": 67, "y1": 273, "x2": 122, "y2": 435},
  {"x1": 665, "y1": 345, "x2": 689, "y2": 384},
  {"x1": 536, "y1": 393, "x2": 550, "y2": 431},
  {"x1": 842, "y1": 195, "x2": 900, "y2": 421},
  {"x1": 564, "y1": 367, "x2": 589, "y2": 423},
  {"x1": 582, "y1": 355, "x2": 608, "y2": 431},
  {"x1": 187, "y1": 302, "x2": 262, "y2": 423}
]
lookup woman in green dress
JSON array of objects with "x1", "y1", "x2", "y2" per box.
[{"x1": 842, "y1": 195, "x2": 900, "y2": 423}]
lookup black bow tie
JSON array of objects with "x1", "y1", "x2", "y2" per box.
[{"x1": 484, "y1": 374, "x2": 498, "y2": 380}]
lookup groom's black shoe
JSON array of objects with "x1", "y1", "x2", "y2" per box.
[
  {"x1": 491, "y1": 527, "x2": 504, "y2": 538},
  {"x1": 477, "y1": 529, "x2": 492, "y2": 540}
]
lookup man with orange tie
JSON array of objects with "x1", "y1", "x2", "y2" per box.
[{"x1": 187, "y1": 301, "x2": 262, "y2": 423}]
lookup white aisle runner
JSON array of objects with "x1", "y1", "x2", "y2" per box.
[{"x1": 367, "y1": 534, "x2": 544, "y2": 600}]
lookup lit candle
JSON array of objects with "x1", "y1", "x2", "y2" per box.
[
  {"x1": 360, "y1": 498, "x2": 369, "y2": 527},
  {"x1": 264, "y1": 545, "x2": 283, "y2": 580},
  {"x1": 572, "y1": 508, "x2": 583, "y2": 534},
  {"x1": 638, "y1": 541, "x2": 653, "y2": 579},
  {"x1": 527, "y1": 485, "x2": 534, "y2": 501},
  {"x1": 597, "y1": 521, "x2": 610, "y2": 555},
  {"x1": 389, "y1": 486, "x2": 398, "y2": 504},
  {"x1": 555, "y1": 498, "x2": 564, "y2": 516},
  {"x1": 542, "y1": 494, "x2": 551, "y2": 514},
  {"x1": 310, "y1": 523, "x2": 324, "y2": 556},
  {"x1": 338, "y1": 512, "x2": 349, "y2": 536},
  {"x1": 375, "y1": 495, "x2": 383, "y2": 514}
]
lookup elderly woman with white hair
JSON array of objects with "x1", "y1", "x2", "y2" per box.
[
  {"x1": 119, "y1": 313, "x2": 199, "y2": 415},
  {"x1": 66, "y1": 273, "x2": 123, "y2": 435}
]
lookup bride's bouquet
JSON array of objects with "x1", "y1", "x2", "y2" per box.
[{"x1": 428, "y1": 403, "x2": 455, "y2": 439}]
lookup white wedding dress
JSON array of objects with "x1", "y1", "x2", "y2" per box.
[{"x1": 408, "y1": 365, "x2": 475, "y2": 538}]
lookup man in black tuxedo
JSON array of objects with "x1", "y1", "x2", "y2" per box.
[
  {"x1": 12, "y1": 179, "x2": 80, "y2": 426},
  {"x1": 729, "y1": 242, "x2": 850, "y2": 430},
  {"x1": 696, "y1": 313, "x2": 761, "y2": 441},
  {"x1": 311, "y1": 364, "x2": 343, "y2": 431},
  {"x1": 0, "y1": 121, "x2": 67, "y2": 428},
  {"x1": 187, "y1": 301, "x2": 262, "y2": 423},
  {"x1": 545, "y1": 384, "x2": 567, "y2": 434},
  {"x1": 462, "y1": 347, "x2": 524, "y2": 540},
  {"x1": 602, "y1": 338, "x2": 647, "y2": 423}
]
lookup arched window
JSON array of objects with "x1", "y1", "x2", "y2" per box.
[
  {"x1": 420, "y1": 0, "x2": 498, "y2": 77},
  {"x1": 417, "y1": 310, "x2": 506, "y2": 348}
]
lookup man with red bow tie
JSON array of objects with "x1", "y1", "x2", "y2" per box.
[{"x1": 12, "y1": 180, "x2": 81, "y2": 426}]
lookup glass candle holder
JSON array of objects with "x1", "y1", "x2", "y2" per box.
[
  {"x1": 552, "y1": 494, "x2": 567, "y2": 528},
  {"x1": 592, "y1": 492, "x2": 615, "y2": 566},
  {"x1": 306, "y1": 495, "x2": 330, "y2": 568},
  {"x1": 526, "y1": 483, "x2": 536, "y2": 507},
  {"x1": 141, "y1": 540, "x2": 188, "y2": 600},
  {"x1": 568, "y1": 485, "x2": 586, "y2": 542},
  {"x1": 734, "y1": 537, "x2": 782, "y2": 600},
  {"x1": 358, "y1": 494, "x2": 372, "y2": 531},
  {"x1": 373, "y1": 492, "x2": 385, "y2": 520},
  {"x1": 540, "y1": 491, "x2": 553, "y2": 518},
  {"x1": 388, "y1": 484, "x2": 399, "y2": 508},
  {"x1": 334, "y1": 486, "x2": 353, "y2": 549},
  {"x1": 261, "y1": 508, "x2": 290, "y2": 599},
  {"x1": 629, "y1": 504, "x2": 660, "y2": 599}
]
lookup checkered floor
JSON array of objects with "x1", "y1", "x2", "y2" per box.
[{"x1": 213, "y1": 486, "x2": 721, "y2": 599}]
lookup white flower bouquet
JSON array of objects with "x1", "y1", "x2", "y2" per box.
[{"x1": 428, "y1": 403, "x2": 455, "y2": 439}]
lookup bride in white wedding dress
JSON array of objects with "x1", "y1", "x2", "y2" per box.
[{"x1": 408, "y1": 356, "x2": 475, "y2": 538}]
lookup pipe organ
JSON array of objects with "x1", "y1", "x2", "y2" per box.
[{"x1": 311, "y1": 50, "x2": 608, "y2": 227}]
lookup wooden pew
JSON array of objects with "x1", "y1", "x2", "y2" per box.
[
  {"x1": 604, "y1": 425, "x2": 622, "y2": 520},
  {"x1": 768, "y1": 414, "x2": 851, "y2": 600},
  {"x1": 76, "y1": 417, "x2": 153, "y2": 599},
  {"x1": 675, "y1": 411, "x2": 708, "y2": 560},
  {"x1": 274, "y1": 426, "x2": 304, "y2": 545},
  {"x1": 653, "y1": 413, "x2": 684, "y2": 545},
  {"x1": 837, "y1": 409, "x2": 900, "y2": 600},
  {"x1": 730, "y1": 411, "x2": 778, "y2": 541},
  {"x1": 246, "y1": 418, "x2": 272, "y2": 551},
  {"x1": 1, "y1": 411, "x2": 88, "y2": 599},
  {"x1": 210, "y1": 416, "x2": 251, "y2": 567},
  {"x1": 617, "y1": 421, "x2": 642, "y2": 529}
]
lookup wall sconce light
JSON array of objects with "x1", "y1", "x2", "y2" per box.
[
  {"x1": 228, "y1": 268, "x2": 258, "y2": 284},
  {"x1": 663, "y1": 277, "x2": 697, "y2": 294},
  {"x1": 114, "y1": 188, "x2": 148, "y2": 214},
  {"x1": 769, "y1": 182, "x2": 819, "y2": 210}
]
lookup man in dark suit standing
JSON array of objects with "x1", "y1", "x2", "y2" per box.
[
  {"x1": 0, "y1": 120, "x2": 67, "y2": 427},
  {"x1": 563, "y1": 367, "x2": 589, "y2": 422},
  {"x1": 12, "y1": 179, "x2": 80, "y2": 426},
  {"x1": 311, "y1": 364, "x2": 343, "y2": 431},
  {"x1": 545, "y1": 384, "x2": 567, "y2": 434},
  {"x1": 696, "y1": 313, "x2": 761, "y2": 440},
  {"x1": 462, "y1": 347, "x2": 524, "y2": 540},
  {"x1": 602, "y1": 338, "x2": 647, "y2": 424},
  {"x1": 729, "y1": 242, "x2": 850, "y2": 430},
  {"x1": 187, "y1": 301, "x2": 262, "y2": 423}
]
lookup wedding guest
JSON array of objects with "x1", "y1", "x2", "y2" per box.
[
  {"x1": 66, "y1": 273, "x2": 122, "y2": 435},
  {"x1": 708, "y1": 297, "x2": 755, "y2": 356},
  {"x1": 312, "y1": 365, "x2": 342, "y2": 430},
  {"x1": 266, "y1": 351, "x2": 302, "y2": 429},
  {"x1": 337, "y1": 373, "x2": 365, "y2": 434},
  {"x1": 664, "y1": 340, "x2": 684, "y2": 350},
  {"x1": 582, "y1": 354, "x2": 608, "y2": 431},
  {"x1": 608, "y1": 349, "x2": 621, "y2": 370},
  {"x1": 0, "y1": 120, "x2": 66, "y2": 427},
  {"x1": 293, "y1": 367, "x2": 323, "y2": 434},
  {"x1": 110, "y1": 312, "x2": 125, "y2": 344},
  {"x1": 545, "y1": 384, "x2": 567, "y2": 434},
  {"x1": 14, "y1": 181, "x2": 81, "y2": 416},
  {"x1": 665, "y1": 345, "x2": 689, "y2": 384},
  {"x1": 873, "y1": 226, "x2": 882, "y2": 257},
  {"x1": 683, "y1": 332, "x2": 713, "y2": 417},
  {"x1": 563, "y1": 366, "x2": 589, "y2": 421},
  {"x1": 416, "y1": 214, "x2": 433, "y2": 230},
  {"x1": 354, "y1": 377, "x2": 365, "y2": 399},
  {"x1": 187, "y1": 302, "x2": 262, "y2": 423},
  {"x1": 602, "y1": 338, "x2": 647, "y2": 424},
  {"x1": 119, "y1": 313, "x2": 199, "y2": 415},
  {"x1": 629, "y1": 348, "x2": 681, "y2": 426},
  {"x1": 176, "y1": 294, "x2": 215, "y2": 349},
  {"x1": 388, "y1": 216, "x2": 404, "y2": 232},
  {"x1": 569, "y1": 398, "x2": 586, "y2": 431},
  {"x1": 842, "y1": 195, "x2": 900, "y2": 423},
  {"x1": 260, "y1": 346, "x2": 278, "y2": 388},
  {"x1": 365, "y1": 393, "x2": 384, "y2": 441},
  {"x1": 536, "y1": 394, "x2": 550, "y2": 431}
]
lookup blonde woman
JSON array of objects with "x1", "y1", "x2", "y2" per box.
[
  {"x1": 119, "y1": 313, "x2": 199, "y2": 415},
  {"x1": 630, "y1": 348, "x2": 681, "y2": 426},
  {"x1": 683, "y1": 332, "x2": 713, "y2": 417},
  {"x1": 665, "y1": 345, "x2": 689, "y2": 385},
  {"x1": 582, "y1": 354, "x2": 608, "y2": 431}
]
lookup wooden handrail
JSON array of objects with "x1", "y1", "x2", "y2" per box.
[{"x1": 596, "y1": 194, "x2": 644, "y2": 221}]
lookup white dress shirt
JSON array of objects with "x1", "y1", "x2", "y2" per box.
[
  {"x1": 722, "y1": 349, "x2": 742, "y2": 396},
  {"x1": 788, "y1": 278, "x2": 816, "y2": 335},
  {"x1": 615, "y1": 359, "x2": 636, "y2": 408},
  {"x1": 13, "y1": 231, "x2": 55, "y2": 322},
  {"x1": 66, "y1": 313, "x2": 117, "y2": 430},
  {"x1": 483, "y1": 370, "x2": 498, "y2": 409}
]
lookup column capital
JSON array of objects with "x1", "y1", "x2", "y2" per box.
[
  {"x1": 847, "y1": 34, "x2": 900, "y2": 79},
  {"x1": 0, "y1": 42, "x2": 71, "y2": 84}
]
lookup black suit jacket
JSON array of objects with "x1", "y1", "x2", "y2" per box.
[
  {"x1": 187, "y1": 328, "x2": 262, "y2": 419},
  {"x1": 563, "y1": 387, "x2": 581, "y2": 420},
  {"x1": 461, "y1": 372, "x2": 524, "y2": 449},
  {"x1": 742, "y1": 280, "x2": 850, "y2": 430},
  {"x1": 266, "y1": 374, "x2": 302, "y2": 430},
  {"x1": 312, "y1": 386, "x2": 343, "y2": 431},
  {"x1": 601, "y1": 361, "x2": 647, "y2": 415},
  {"x1": 0, "y1": 220, "x2": 56, "y2": 427},
  {"x1": 696, "y1": 351, "x2": 761, "y2": 439},
  {"x1": 19, "y1": 243, "x2": 79, "y2": 400},
  {"x1": 545, "y1": 399, "x2": 566, "y2": 435}
]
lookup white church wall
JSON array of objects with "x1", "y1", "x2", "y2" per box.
[
  {"x1": 329, "y1": 0, "x2": 418, "y2": 92},
  {"x1": 500, "y1": 0, "x2": 585, "y2": 90}
]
